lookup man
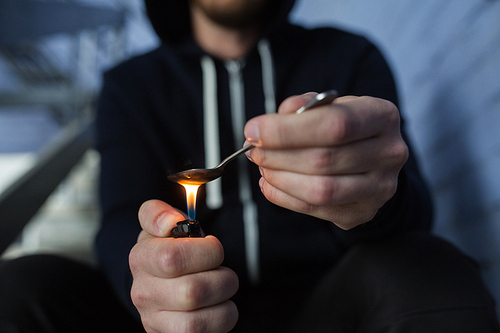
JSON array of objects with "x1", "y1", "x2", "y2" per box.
[
  {"x1": 97, "y1": 0, "x2": 498, "y2": 331},
  {"x1": 0, "y1": 0, "x2": 498, "y2": 332}
]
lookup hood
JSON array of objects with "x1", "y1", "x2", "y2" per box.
[{"x1": 145, "y1": 0, "x2": 297, "y2": 44}]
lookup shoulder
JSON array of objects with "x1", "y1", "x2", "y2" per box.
[
  {"x1": 271, "y1": 23, "x2": 397, "y2": 103},
  {"x1": 274, "y1": 23, "x2": 374, "y2": 52},
  {"x1": 98, "y1": 44, "x2": 184, "y2": 107},
  {"x1": 270, "y1": 23, "x2": 382, "y2": 71},
  {"x1": 103, "y1": 46, "x2": 167, "y2": 83}
]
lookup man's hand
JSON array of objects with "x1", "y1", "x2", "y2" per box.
[
  {"x1": 129, "y1": 200, "x2": 239, "y2": 332},
  {"x1": 244, "y1": 93, "x2": 409, "y2": 230}
]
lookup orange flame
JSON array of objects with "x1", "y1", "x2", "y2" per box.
[{"x1": 180, "y1": 183, "x2": 200, "y2": 221}]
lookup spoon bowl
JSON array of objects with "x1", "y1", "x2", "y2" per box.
[
  {"x1": 168, "y1": 90, "x2": 338, "y2": 185},
  {"x1": 168, "y1": 144, "x2": 253, "y2": 185}
]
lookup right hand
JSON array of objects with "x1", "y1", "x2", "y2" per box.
[
  {"x1": 244, "y1": 94, "x2": 408, "y2": 230},
  {"x1": 129, "y1": 199, "x2": 239, "y2": 332}
]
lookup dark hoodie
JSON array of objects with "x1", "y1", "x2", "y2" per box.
[{"x1": 95, "y1": 0, "x2": 433, "y2": 330}]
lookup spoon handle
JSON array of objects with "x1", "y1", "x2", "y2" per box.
[
  {"x1": 295, "y1": 89, "x2": 338, "y2": 114},
  {"x1": 216, "y1": 90, "x2": 338, "y2": 168},
  {"x1": 217, "y1": 144, "x2": 254, "y2": 168}
]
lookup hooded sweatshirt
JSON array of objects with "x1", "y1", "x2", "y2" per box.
[{"x1": 95, "y1": 0, "x2": 433, "y2": 328}]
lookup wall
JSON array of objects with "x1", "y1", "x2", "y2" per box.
[{"x1": 291, "y1": 0, "x2": 500, "y2": 316}]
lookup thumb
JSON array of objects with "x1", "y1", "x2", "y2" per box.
[
  {"x1": 277, "y1": 92, "x2": 318, "y2": 114},
  {"x1": 138, "y1": 199, "x2": 187, "y2": 238}
]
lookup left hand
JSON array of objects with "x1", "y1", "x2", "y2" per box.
[
  {"x1": 130, "y1": 200, "x2": 239, "y2": 332},
  {"x1": 243, "y1": 93, "x2": 409, "y2": 230}
]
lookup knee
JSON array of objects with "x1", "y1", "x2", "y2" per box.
[
  {"x1": 0, "y1": 255, "x2": 74, "y2": 314},
  {"x1": 296, "y1": 233, "x2": 500, "y2": 332},
  {"x1": 341, "y1": 233, "x2": 494, "y2": 310}
]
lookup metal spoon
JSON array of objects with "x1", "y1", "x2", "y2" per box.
[{"x1": 168, "y1": 90, "x2": 338, "y2": 185}]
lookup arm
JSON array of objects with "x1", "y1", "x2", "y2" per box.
[
  {"x1": 94, "y1": 68, "x2": 178, "y2": 317},
  {"x1": 95, "y1": 68, "x2": 238, "y2": 331},
  {"x1": 243, "y1": 36, "x2": 433, "y2": 239},
  {"x1": 340, "y1": 40, "x2": 433, "y2": 237}
]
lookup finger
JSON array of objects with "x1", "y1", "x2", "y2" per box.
[
  {"x1": 277, "y1": 92, "x2": 319, "y2": 115},
  {"x1": 244, "y1": 96, "x2": 400, "y2": 149},
  {"x1": 259, "y1": 168, "x2": 383, "y2": 207},
  {"x1": 247, "y1": 137, "x2": 386, "y2": 175},
  {"x1": 258, "y1": 177, "x2": 387, "y2": 229},
  {"x1": 141, "y1": 300, "x2": 238, "y2": 333},
  {"x1": 129, "y1": 235, "x2": 224, "y2": 279},
  {"x1": 138, "y1": 199, "x2": 187, "y2": 238},
  {"x1": 137, "y1": 229, "x2": 153, "y2": 243},
  {"x1": 131, "y1": 266, "x2": 239, "y2": 312}
]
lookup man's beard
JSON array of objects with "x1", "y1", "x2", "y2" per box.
[{"x1": 189, "y1": 0, "x2": 274, "y2": 29}]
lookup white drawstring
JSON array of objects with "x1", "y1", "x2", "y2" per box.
[
  {"x1": 199, "y1": 39, "x2": 276, "y2": 285},
  {"x1": 201, "y1": 56, "x2": 223, "y2": 209},
  {"x1": 258, "y1": 39, "x2": 277, "y2": 114}
]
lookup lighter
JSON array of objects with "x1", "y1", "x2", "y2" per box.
[{"x1": 171, "y1": 219, "x2": 202, "y2": 238}]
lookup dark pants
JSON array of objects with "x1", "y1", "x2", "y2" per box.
[
  {"x1": 292, "y1": 233, "x2": 500, "y2": 333},
  {"x1": 0, "y1": 254, "x2": 144, "y2": 333},
  {"x1": 1, "y1": 233, "x2": 499, "y2": 332}
]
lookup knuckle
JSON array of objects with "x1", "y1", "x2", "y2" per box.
[
  {"x1": 384, "y1": 175, "x2": 399, "y2": 200},
  {"x1": 128, "y1": 245, "x2": 140, "y2": 273},
  {"x1": 205, "y1": 236, "x2": 225, "y2": 266},
  {"x1": 371, "y1": 174, "x2": 399, "y2": 210},
  {"x1": 178, "y1": 277, "x2": 206, "y2": 310},
  {"x1": 173, "y1": 313, "x2": 206, "y2": 333},
  {"x1": 375, "y1": 97, "x2": 400, "y2": 125},
  {"x1": 222, "y1": 301, "x2": 239, "y2": 332},
  {"x1": 386, "y1": 101, "x2": 401, "y2": 124},
  {"x1": 227, "y1": 268, "x2": 240, "y2": 291},
  {"x1": 391, "y1": 139, "x2": 409, "y2": 166},
  {"x1": 130, "y1": 283, "x2": 147, "y2": 310},
  {"x1": 141, "y1": 315, "x2": 158, "y2": 333},
  {"x1": 324, "y1": 111, "x2": 351, "y2": 143},
  {"x1": 158, "y1": 243, "x2": 184, "y2": 276},
  {"x1": 380, "y1": 136, "x2": 409, "y2": 172},
  {"x1": 389, "y1": 173, "x2": 399, "y2": 191},
  {"x1": 310, "y1": 148, "x2": 336, "y2": 172},
  {"x1": 311, "y1": 178, "x2": 336, "y2": 205},
  {"x1": 373, "y1": 171, "x2": 398, "y2": 199}
]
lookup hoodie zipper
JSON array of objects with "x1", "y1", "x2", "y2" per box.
[{"x1": 226, "y1": 59, "x2": 261, "y2": 285}]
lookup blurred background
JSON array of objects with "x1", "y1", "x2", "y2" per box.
[{"x1": 1, "y1": 0, "x2": 499, "y2": 318}]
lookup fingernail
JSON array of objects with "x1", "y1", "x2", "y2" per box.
[
  {"x1": 243, "y1": 141, "x2": 254, "y2": 162},
  {"x1": 244, "y1": 122, "x2": 262, "y2": 146},
  {"x1": 155, "y1": 212, "x2": 170, "y2": 236},
  {"x1": 302, "y1": 92, "x2": 318, "y2": 100},
  {"x1": 259, "y1": 166, "x2": 264, "y2": 177},
  {"x1": 245, "y1": 152, "x2": 254, "y2": 162}
]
